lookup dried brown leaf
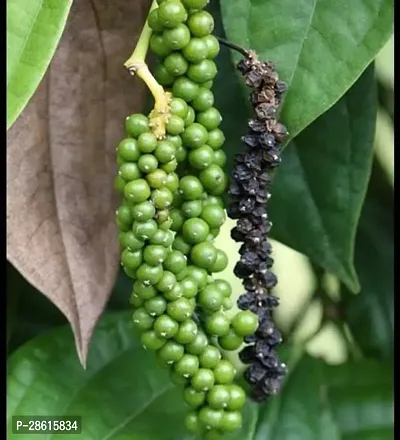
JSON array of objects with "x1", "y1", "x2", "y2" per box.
[{"x1": 6, "y1": 0, "x2": 149, "y2": 366}]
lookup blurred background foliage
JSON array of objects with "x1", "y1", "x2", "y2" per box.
[{"x1": 7, "y1": 37, "x2": 394, "y2": 365}]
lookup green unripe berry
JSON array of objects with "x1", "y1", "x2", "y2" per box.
[
  {"x1": 118, "y1": 138, "x2": 140, "y2": 161},
  {"x1": 136, "y1": 263, "x2": 163, "y2": 285},
  {"x1": 120, "y1": 231, "x2": 145, "y2": 251},
  {"x1": 186, "y1": 265, "x2": 208, "y2": 288},
  {"x1": 166, "y1": 114, "x2": 185, "y2": 135},
  {"x1": 155, "y1": 140, "x2": 176, "y2": 163},
  {"x1": 131, "y1": 201, "x2": 156, "y2": 222},
  {"x1": 184, "y1": 411, "x2": 200, "y2": 434},
  {"x1": 170, "y1": 369, "x2": 189, "y2": 386},
  {"x1": 164, "y1": 282, "x2": 184, "y2": 301},
  {"x1": 163, "y1": 23, "x2": 191, "y2": 50},
  {"x1": 190, "y1": 242, "x2": 218, "y2": 270},
  {"x1": 143, "y1": 245, "x2": 168, "y2": 266},
  {"x1": 183, "y1": 386, "x2": 205, "y2": 407},
  {"x1": 173, "y1": 77, "x2": 200, "y2": 102},
  {"x1": 165, "y1": 172, "x2": 180, "y2": 192},
  {"x1": 199, "y1": 345, "x2": 221, "y2": 369},
  {"x1": 199, "y1": 165, "x2": 227, "y2": 195},
  {"x1": 187, "y1": 11, "x2": 214, "y2": 37},
  {"x1": 154, "y1": 63, "x2": 175, "y2": 86},
  {"x1": 184, "y1": 106, "x2": 196, "y2": 126},
  {"x1": 207, "y1": 128, "x2": 225, "y2": 150},
  {"x1": 147, "y1": 8, "x2": 164, "y2": 32},
  {"x1": 231, "y1": 310, "x2": 259, "y2": 336},
  {"x1": 132, "y1": 219, "x2": 158, "y2": 240},
  {"x1": 227, "y1": 385, "x2": 246, "y2": 411},
  {"x1": 134, "y1": 280, "x2": 157, "y2": 300},
  {"x1": 207, "y1": 385, "x2": 230, "y2": 409},
  {"x1": 218, "y1": 329, "x2": 243, "y2": 351},
  {"x1": 160, "y1": 158, "x2": 178, "y2": 173},
  {"x1": 203, "y1": 430, "x2": 223, "y2": 440},
  {"x1": 191, "y1": 368, "x2": 215, "y2": 392},
  {"x1": 138, "y1": 132, "x2": 158, "y2": 153},
  {"x1": 154, "y1": 314, "x2": 179, "y2": 338},
  {"x1": 172, "y1": 235, "x2": 192, "y2": 255},
  {"x1": 121, "y1": 249, "x2": 142, "y2": 270},
  {"x1": 163, "y1": 250, "x2": 187, "y2": 274},
  {"x1": 146, "y1": 169, "x2": 168, "y2": 189},
  {"x1": 213, "y1": 360, "x2": 236, "y2": 384},
  {"x1": 213, "y1": 149, "x2": 227, "y2": 167},
  {"x1": 185, "y1": 330, "x2": 208, "y2": 355},
  {"x1": 197, "y1": 107, "x2": 222, "y2": 130},
  {"x1": 220, "y1": 411, "x2": 242, "y2": 432},
  {"x1": 150, "y1": 33, "x2": 171, "y2": 57},
  {"x1": 179, "y1": 175, "x2": 204, "y2": 200},
  {"x1": 181, "y1": 200, "x2": 203, "y2": 218},
  {"x1": 130, "y1": 292, "x2": 144, "y2": 308},
  {"x1": 182, "y1": 38, "x2": 208, "y2": 63},
  {"x1": 192, "y1": 88, "x2": 214, "y2": 111},
  {"x1": 151, "y1": 187, "x2": 174, "y2": 209},
  {"x1": 203, "y1": 34, "x2": 220, "y2": 59},
  {"x1": 187, "y1": 59, "x2": 217, "y2": 83},
  {"x1": 170, "y1": 98, "x2": 188, "y2": 119},
  {"x1": 132, "y1": 308, "x2": 154, "y2": 331},
  {"x1": 138, "y1": 154, "x2": 159, "y2": 173},
  {"x1": 180, "y1": 277, "x2": 198, "y2": 298},
  {"x1": 167, "y1": 297, "x2": 194, "y2": 321},
  {"x1": 116, "y1": 205, "x2": 133, "y2": 226},
  {"x1": 125, "y1": 114, "x2": 149, "y2": 138},
  {"x1": 213, "y1": 279, "x2": 232, "y2": 297},
  {"x1": 201, "y1": 204, "x2": 226, "y2": 228},
  {"x1": 188, "y1": 145, "x2": 214, "y2": 169},
  {"x1": 144, "y1": 295, "x2": 167, "y2": 316},
  {"x1": 182, "y1": 218, "x2": 210, "y2": 244},
  {"x1": 210, "y1": 249, "x2": 229, "y2": 273},
  {"x1": 124, "y1": 179, "x2": 151, "y2": 203},
  {"x1": 158, "y1": 0, "x2": 187, "y2": 28},
  {"x1": 181, "y1": 123, "x2": 208, "y2": 149},
  {"x1": 198, "y1": 283, "x2": 224, "y2": 311},
  {"x1": 205, "y1": 312, "x2": 230, "y2": 336},
  {"x1": 182, "y1": 0, "x2": 209, "y2": 8},
  {"x1": 157, "y1": 340, "x2": 185, "y2": 364},
  {"x1": 141, "y1": 330, "x2": 166, "y2": 350},
  {"x1": 175, "y1": 319, "x2": 198, "y2": 344},
  {"x1": 198, "y1": 407, "x2": 223, "y2": 429},
  {"x1": 175, "y1": 354, "x2": 200, "y2": 378},
  {"x1": 156, "y1": 270, "x2": 177, "y2": 293}
]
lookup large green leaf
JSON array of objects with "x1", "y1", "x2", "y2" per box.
[
  {"x1": 7, "y1": 0, "x2": 72, "y2": 129},
  {"x1": 7, "y1": 313, "x2": 393, "y2": 440},
  {"x1": 220, "y1": 0, "x2": 393, "y2": 139},
  {"x1": 341, "y1": 162, "x2": 394, "y2": 359},
  {"x1": 268, "y1": 65, "x2": 377, "y2": 292}
]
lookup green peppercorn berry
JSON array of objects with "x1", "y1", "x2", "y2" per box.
[
  {"x1": 173, "y1": 77, "x2": 200, "y2": 102},
  {"x1": 132, "y1": 219, "x2": 158, "y2": 240},
  {"x1": 190, "y1": 241, "x2": 218, "y2": 271},
  {"x1": 184, "y1": 106, "x2": 196, "y2": 126},
  {"x1": 191, "y1": 368, "x2": 215, "y2": 392},
  {"x1": 203, "y1": 430, "x2": 223, "y2": 440},
  {"x1": 154, "y1": 63, "x2": 175, "y2": 86},
  {"x1": 220, "y1": 411, "x2": 242, "y2": 432},
  {"x1": 163, "y1": 23, "x2": 191, "y2": 50},
  {"x1": 192, "y1": 88, "x2": 214, "y2": 111},
  {"x1": 165, "y1": 172, "x2": 180, "y2": 193},
  {"x1": 155, "y1": 271, "x2": 176, "y2": 294},
  {"x1": 210, "y1": 249, "x2": 229, "y2": 273},
  {"x1": 118, "y1": 138, "x2": 141, "y2": 161},
  {"x1": 175, "y1": 354, "x2": 200, "y2": 378},
  {"x1": 158, "y1": 0, "x2": 187, "y2": 28},
  {"x1": 141, "y1": 330, "x2": 166, "y2": 350},
  {"x1": 187, "y1": 10, "x2": 214, "y2": 37},
  {"x1": 182, "y1": 0, "x2": 209, "y2": 9},
  {"x1": 198, "y1": 283, "x2": 224, "y2": 311},
  {"x1": 170, "y1": 369, "x2": 189, "y2": 386},
  {"x1": 166, "y1": 115, "x2": 185, "y2": 135},
  {"x1": 213, "y1": 360, "x2": 236, "y2": 384},
  {"x1": 182, "y1": 37, "x2": 208, "y2": 63},
  {"x1": 186, "y1": 265, "x2": 208, "y2": 288},
  {"x1": 161, "y1": 158, "x2": 178, "y2": 173},
  {"x1": 130, "y1": 292, "x2": 144, "y2": 308},
  {"x1": 134, "y1": 280, "x2": 157, "y2": 300},
  {"x1": 199, "y1": 165, "x2": 227, "y2": 195},
  {"x1": 180, "y1": 277, "x2": 198, "y2": 298},
  {"x1": 188, "y1": 145, "x2": 214, "y2": 169},
  {"x1": 144, "y1": 295, "x2": 167, "y2": 316},
  {"x1": 207, "y1": 384, "x2": 230, "y2": 409},
  {"x1": 182, "y1": 218, "x2": 210, "y2": 244},
  {"x1": 199, "y1": 345, "x2": 221, "y2": 369},
  {"x1": 136, "y1": 263, "x2": 163, "y2": 285},
  {"x1": 179, "y1": 175, "x2": 204, "y2": 200},
  {"x1": 147, "y1": 8, "x2": 164, "y2": 32},
  {"x1": 172, "y1": 235, "x2": 192, "y2": 255},
  {"x1": 143, "y1": 245, "x2": 168, "y2": 266},
  {"x1": 227, "y1": 384, "x2": 246, "y2": 411},
  {"x1": 131, "y1": 201, "x2": 156, "y2": 222},
  {"x1": 181, "y1": 200, "x2": 203, "y2": 218},
  {"x1": 132, "y1": 308, "x2": 154, "y2": 331},
  {"x1": 170, "y1": 98, "x2": 189, "y2": 119},
  {"x1": 218, "y1": 329, "x2": 243, "y2": 351},
  {"x1": 203, "y1": 35, "x2": 220, "y2": 59},
  {"x1": 125, "y1": 114, "x2": 149, "y2": 138},
  {"x1": 186, "y1": 330, "x2": 208, "y2": 355},
  {"x1": 149, "y1": 33, "x2": 171, "y2": 57},
  {"x1": 123, "y1": 266, "x2": 136, "y2": 279},
  {"x1": 157, "y1": 340, "x2": 185, "y2": 364},
  {"x1": 181, "y1": 123, "x2": 208, "y2": 149},
  {"x1": 164, "y1": 282, "x2": 184, "y2": 301},
  {"x1": 187, "y1": 59, "x2": 217, "y2": 83},
  {"x1": 155, "y1": 140, "x2": 176, "y2": 163},
  {"x1": 183, "y1": 386, "x2": 206, "y2": 407},
  {"x1": 167, "y1": 297, "x2": 194, "y2": 321},
  {"x1": 124, "y1": 179, "x2": 151, "y2": 203},
  {"x1": 213, "y1": 149, "x2": 226, "y2": 168},
  {"x1": 213, "y1": 279, "x2": 232, "y2": 298},
  {"x1": 146, "y1": 169, "x2": 168, "y2": 189},
  {"x1": 120, "y1": 231, "x2": 145, "y2": 251},
  {"x1": 184, "y1": 411, "x2": 200, "y2": 434},
  {"x1": 231, "y1": 310, "x2": 259, "y2": 337},
  {"x1": 121, "y1": 249, "x2": 142, "y2": 270},
  {"x1": 207, "y1": 128, "x2": 225, "y2": 150},
  {"x1": 198, "y1": 406, "x2": 223, "y2": 429},
  {"x1": 138, "y1": 154, "x2": 159, "y2": 173},
  {"x1": 175, "y1": 318, "x2": 198, "y2": 344},
  {"x1": 197, "y1": 107, "x2": 222, "y2": 130},
  {"x1": 151, "y1": 187, "x2": 174, "y2": 209},
  {"x1": 154, "y1": 314, "x2": 179, "y2": 338},
  {"x1": 164, "y1": 250, "x2": 187, "y2": 274},
  {"x1": 116, "y1": 205, "x2": 133, "y2": 226},
  {"x1": 201, "y1": 204, "x2": 226, "y2": 228},
  {"x1": 205, "y1": 312, "x2": 230, "y2": 336}
]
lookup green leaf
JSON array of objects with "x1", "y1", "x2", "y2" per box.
[
  {"x1": 269, "y1": 65, "x2": 377, "y2": 292},
  {"x1": 7, "y1": 0, "x2": 72, "y2": 129},
  {"x1": 220, "y1": 0, "x2": 393, "y2": 139},
  {"x1": 8, "y1": 313, "x2": 393, "y2": 440},
  {"x1": 341, "y1": 162, "x2": 394, "y2": 359}
]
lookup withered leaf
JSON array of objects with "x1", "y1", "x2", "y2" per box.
[{"x1": 7, "y1": 0, "x2": 150, "y2": 366}]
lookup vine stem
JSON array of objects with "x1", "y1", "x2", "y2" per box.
[{"x1": 124, "y1": 0, "x2": 171, "y2": 139}]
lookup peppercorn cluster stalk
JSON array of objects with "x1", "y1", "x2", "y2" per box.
[{"x1": 227, "y1": 51, "x2": 288, "y2": 402}]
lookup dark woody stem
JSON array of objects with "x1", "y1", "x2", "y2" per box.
[{"x1": 215, "y1": 36, "x2": 251, "y2": 58}]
